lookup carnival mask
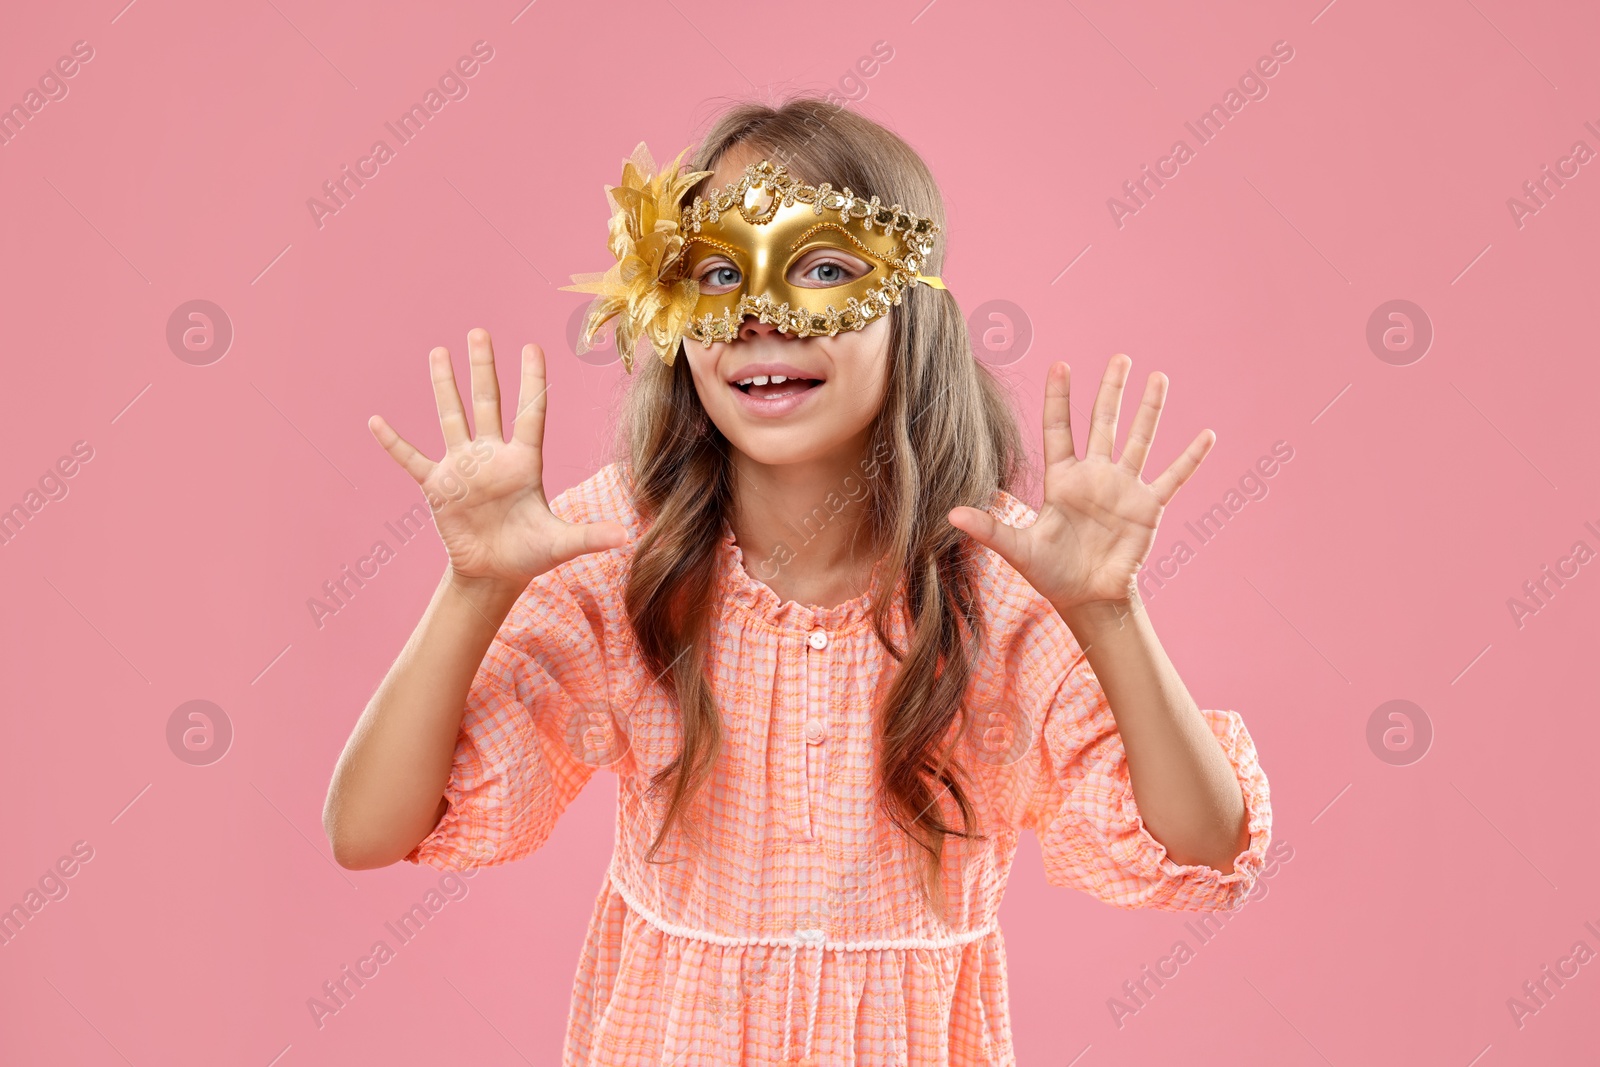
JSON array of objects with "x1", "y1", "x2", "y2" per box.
[{"x1": 561, "y1": 142, "x2": 946, "y2": 373}]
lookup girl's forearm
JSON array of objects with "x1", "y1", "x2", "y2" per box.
[
  {"x1": 322, "y1": 565, "x2": 525, "y2": 869},
  {"x1": 1054, "y1": 593, "x2": 1251, "y2": 873}
]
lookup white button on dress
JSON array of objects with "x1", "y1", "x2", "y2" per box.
[
  {"x1": 807, "y1": 629, "x2": 828, "y2": 650},
  {"x1": 804, "y1": 717, "x2": 826, "y2": 744}
]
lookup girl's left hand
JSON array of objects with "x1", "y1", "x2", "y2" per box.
[{"x1": 947, "y1": 353, "x2": 1214, "y2": 613}]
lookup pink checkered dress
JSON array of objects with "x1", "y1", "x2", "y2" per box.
[{"x1": 407, "y1": 461, "x2": 1274, "y2": 1065}]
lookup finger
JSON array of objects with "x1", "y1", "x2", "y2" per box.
[
  {"x1": 546, "y1": 519, "x2": 630, "y2": 568},
  {"x1": 1149, "y1": 428, "x2": 1216, "y2": 505},
  {"x1": 1086, "y1": 353, "x2": 1131, "y2": 461},
  {"x1": 1042, "y1": 362, "x2": 1078, "y2": 469},
  {"x1": 947, "y1": 506, "x2": 1026, "y2": 569},
  {"x1": 467, "y1": 327, "x2": 504, "y2": 442},
  {"x1": 1118, "y1": 372, "x2": 1167, "y2": 478},
  {"x1": 430, "y1": 346, "x2": 472, "y2": 448},
  {"x1": 368, "y1": 414, "x2": 436, "y2": 485},
  {"x1": 511, "y1": 342, "x2": 550, "y2": 449}
]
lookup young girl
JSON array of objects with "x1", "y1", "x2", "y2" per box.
[{"x1": 322, "y1": 97, "x2": 1273, "y2": 1066}]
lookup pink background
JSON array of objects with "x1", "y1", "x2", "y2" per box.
[{"x1": 2, "y1": 0, "x2": 1596, "y2": 1063}]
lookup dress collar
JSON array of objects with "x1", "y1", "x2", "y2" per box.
[{"x1": 714, "y1": 517, "x2": 896, "y2": 633}]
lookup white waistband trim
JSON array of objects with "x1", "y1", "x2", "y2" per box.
[{"x1": 606, "y1": 868, "x2": 997, "y2": 951}]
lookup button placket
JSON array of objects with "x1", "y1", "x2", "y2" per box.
[{"x1": 799, "y1": 626, "x2": 830, "y2": 841}]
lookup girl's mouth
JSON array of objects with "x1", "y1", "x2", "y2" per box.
[
  {"x1": 732, "y1": 377, "x2": 822, "y2": 399},
  {"x1": 729, "y1": 376, "x2": 824, "y2": 415}
]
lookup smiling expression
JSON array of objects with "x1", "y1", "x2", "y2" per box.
[{"x1": 682, "y1": 147, "x2": 897, "y2": 465}]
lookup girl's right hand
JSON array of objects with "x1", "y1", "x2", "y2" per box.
[{"x1": 368, "y1": 327, "x2": 628, "y2": 586}]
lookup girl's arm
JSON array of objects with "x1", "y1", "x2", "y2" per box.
[
  {"x1": 949, "y1": 354, "x2": 1252, "y2": 874},
  {"x1": 1055, "y1": 593, "x2": 1250, "y2": 871},
  {"x1": 323, "y1": 569, "x2": 523, "y2": 869},
  {"x1": 321, "y1": 329, "x2": 626, "y2": 870}
]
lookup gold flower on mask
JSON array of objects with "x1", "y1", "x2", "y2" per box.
[{"x1": 560, "y1": 142, "x2": 714, "y2": 374}]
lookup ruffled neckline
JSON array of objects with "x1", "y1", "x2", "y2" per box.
[{"x1": 715, "y1": 518, "x2": 895, "y2": 633}]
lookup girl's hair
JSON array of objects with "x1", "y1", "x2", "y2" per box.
[{"x1": 606, "y1": 95, "x2": 1029, "y2": 913}]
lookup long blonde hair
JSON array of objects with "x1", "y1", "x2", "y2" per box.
[{"x1": 605, "y1": 96, "x2": 1029, "y2": 908}]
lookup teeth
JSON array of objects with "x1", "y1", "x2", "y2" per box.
[{"x1": 733, "y1": 373, "x2": 818, "y2": 387}]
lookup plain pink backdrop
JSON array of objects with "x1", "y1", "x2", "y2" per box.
[{"x1": 2, "y1": 1, "x2": 1596, "y2": 1064}]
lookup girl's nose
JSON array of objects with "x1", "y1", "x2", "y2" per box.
[{"x1": 737, "y1": 315, "x2": 792, "y2": 343}]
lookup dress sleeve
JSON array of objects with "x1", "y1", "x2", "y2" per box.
[
  {"x1": 405, "y1": 492, "x2": 618, "y2": 871},
  {"x1": 1020, "y1": 622, "x2": 1274, "y2": 912}
]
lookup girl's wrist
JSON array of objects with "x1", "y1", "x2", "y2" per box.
[
  {"x1": 443, "y1": 567, "x2": 527, "y2": 610},
  {"x1": 1054, "y1": 593, "x2": 1141, "y2": 640}
]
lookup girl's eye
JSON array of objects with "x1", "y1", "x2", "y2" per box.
[
  {"x1": 790, "y1": 251, "x2": 870, "y2": 288},
  {"x1": 696, "y1": 261, "x2": 742, "y2": 291}
]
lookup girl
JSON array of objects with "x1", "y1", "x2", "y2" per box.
[{"x1": 322, "y1": 97, "x2": 1273, "y2": 1066}]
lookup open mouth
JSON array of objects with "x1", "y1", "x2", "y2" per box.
[{"x1": 731, "y1": 375, "x2": 824, "y2": 400}]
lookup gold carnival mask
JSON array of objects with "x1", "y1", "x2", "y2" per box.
[{"x1": 561, "y1": 141, "x2": 947, "y2": 373}]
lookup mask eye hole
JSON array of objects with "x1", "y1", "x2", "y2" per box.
[
  {"x1": 693, "y1": 257, "x2": 742, "y2": 294},
  {"x1": 787, "y1": 247, "x2": 873, "y2": 289}
]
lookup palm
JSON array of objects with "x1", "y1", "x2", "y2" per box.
[
  {"x1": 949, "y1": 354, "x2": 1213, "y2": 612},
  {"x1": 369, "y1": 329, "x2": 626, "y2": 584},
  {"x1": 424, "y1": 438, "x2": 555, "y2": 580}
]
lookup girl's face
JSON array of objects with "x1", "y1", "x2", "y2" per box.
[{"x1": 682, "y1": 144, "x2": 892, "y2": 469}]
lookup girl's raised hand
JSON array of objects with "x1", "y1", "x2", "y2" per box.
[
  {"x1": 368, "y1": 328, "x2": 629, "y2": 585},
  {"x1": 947, "y1": 353, "x2": 1213, "y2": 612}
]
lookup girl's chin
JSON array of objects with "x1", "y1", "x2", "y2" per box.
[{"x1": 719, "y1": 426, "x2": 876, "y2": 471}]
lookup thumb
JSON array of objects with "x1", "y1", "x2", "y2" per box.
[
  {"x1": 947, "y1": 506, "x2": 1023, "y2": 566},
  {"x1": 580, "y1": 519, "x2": 630, "y2": 554},
  {"x1": 547, "y1": 519, "x2": 629, "y2": 569}
]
